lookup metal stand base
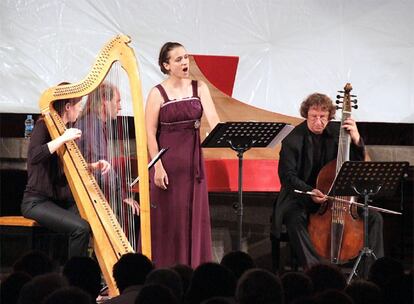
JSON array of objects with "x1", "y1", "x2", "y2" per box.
[
  {"x1": 347, "y1": 186, "x2": 380, "y2": 283},
  {"x1": 347, "y1": 246, "x2": 377, "y2": 283}
]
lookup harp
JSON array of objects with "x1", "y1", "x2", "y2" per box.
[{"x1": 38, "y1": 35, "x2": 150, "y2": 296}]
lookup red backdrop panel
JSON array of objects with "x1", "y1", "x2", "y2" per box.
[
  {"x1": 192, "y1": 55, "x2": 239, "y2": 97},
  {"x1": 205, "y1": 159, "x2": 280, "y2": 192}
]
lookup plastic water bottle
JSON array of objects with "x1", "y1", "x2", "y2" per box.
[{"x1": 24, "y1": 114, "x2": 34, "y2": 139}]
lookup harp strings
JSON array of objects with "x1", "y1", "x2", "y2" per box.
[{"x1": 76, "y1": 62, "x2": 138, "y2": 250}]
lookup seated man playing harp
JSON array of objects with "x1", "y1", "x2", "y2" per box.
[
  {"x1": 76, "y1": 82, "x2": 119, "y2": 179},
  {"x1": 75, "y1": 82, "x2": 140, "y2": 225}
]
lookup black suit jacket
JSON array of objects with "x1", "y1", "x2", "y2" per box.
[{"x1": 271, "y1": 120, "x2": 365, "y2": 238}]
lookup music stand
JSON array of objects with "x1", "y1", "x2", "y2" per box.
[
  {"x1": 202, "y1": 121, "x2": 293, "y2": 251},
  {"x1": 328, "y1": 161, "x2": 409, "y2": 283}
]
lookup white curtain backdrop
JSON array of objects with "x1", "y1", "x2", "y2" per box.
[{"x1": 1, "y1": 0, "x2": 413, "y2": 122}]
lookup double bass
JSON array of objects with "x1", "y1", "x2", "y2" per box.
[{"x1": 308, "y1": 83, "x2": 363, "y2": 264}]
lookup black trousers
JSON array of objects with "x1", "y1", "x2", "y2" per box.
[
  {"x1": 21, "y1": 198, "x2": 91, "y2": 258},
  {"x1": 284, "y1": 205, "x2": 384, "y2": 268}
]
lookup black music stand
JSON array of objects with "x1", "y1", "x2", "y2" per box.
[
  {"x1": 328, "y1": 161, "x2": 409, "y2": 283},
  {"x1": 202, "y1": 121, "x2": 293, "y2": 251}
]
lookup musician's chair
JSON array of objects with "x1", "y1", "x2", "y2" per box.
[{"x1": 0, "y1": 216, "x2": 69, "y2": 268}]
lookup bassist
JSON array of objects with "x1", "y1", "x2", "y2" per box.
[{"x1": 271, "y1": 92, "x2": 384, "y2": 268}]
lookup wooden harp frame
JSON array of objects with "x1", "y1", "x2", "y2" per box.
[{"x1": 38, "y1": 35, "x2": 151, "y2": 296}]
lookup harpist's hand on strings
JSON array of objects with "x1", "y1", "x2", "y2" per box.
[
  {"x1": 311, "y1": 189, "x2": 327, "y2": 204},
  {"x1": 62, "y1": 128, "x2": 82, "y2": 142},
  {"x1": 123, "y1": 198, "x2": 140, "y2": 216},
  {"x1": 89, "y1": 160, "x2": 111, "y2": 175},
  {"x1": 154, "y1": 166, "x2": 169, "y2": 190}
]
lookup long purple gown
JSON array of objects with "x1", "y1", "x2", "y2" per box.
[{"x1": 149, "y1": 80, "x2": 213, "y2": 268}]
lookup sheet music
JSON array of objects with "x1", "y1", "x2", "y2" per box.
[
  {"x1": 129, "y1": 147, "x2": 168, "y2": 187},
  {"x1": 202, "y1": 121, "x2": 293, "y2": 148},
  {"x1": 268, "y1": 124, "x2": 294, "y2": 148}
]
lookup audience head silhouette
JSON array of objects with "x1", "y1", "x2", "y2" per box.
[
  {"x1": 220, "y1": 250, "x2": 256, "y2": 279},
  {"x1": 345, "y1": 279, "x2": 382, "y2": 304},
  {"x1": 0, "y1": 271, "x2": 32, "y2": 304},
  {"x1": 236, "y1": 268, "x2": 283, "y2": 304},
  {"x1": 112, "y1": 253, "x2": 154, "y2": 293},
  {"x1": 13, "y1": 250, "x2": 55, "y2": 277},
  {"x1": 380, "y1": 270, "x2": 412, "y2": 304},
  {"x1": 145, "y1": 268, "x2": 183, "y2": 301},
  {"x1": 185, "y1": 262, "x2": 236, "y2": 304},
  {"x1": 170, "y1": 263, "x2": 194, "y2": 295},
  {"x1": 135, "y1": 284, "x2": 179, "y2": 304},
  {"x1": 43, "y1": 286, "x2": 93, "y2": 304},
  {"x1": 313, "y1": 289, "x2": 353, "y2": 304},
  {"x1": 305, "y1": 263, "x2": 346, "y2": 293},
  {"x1": 281, "y1": 271, "x2": 313, "y2": 304},
  {"x1": 17, "y1": 273, "x2": 68, "y2": 304},
  {"x1": 62, "y1": 256, "x2": 102, "y2": 300},
  {"x1": 368, "y1": 256, "x2": 404, "y2": 290}
]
